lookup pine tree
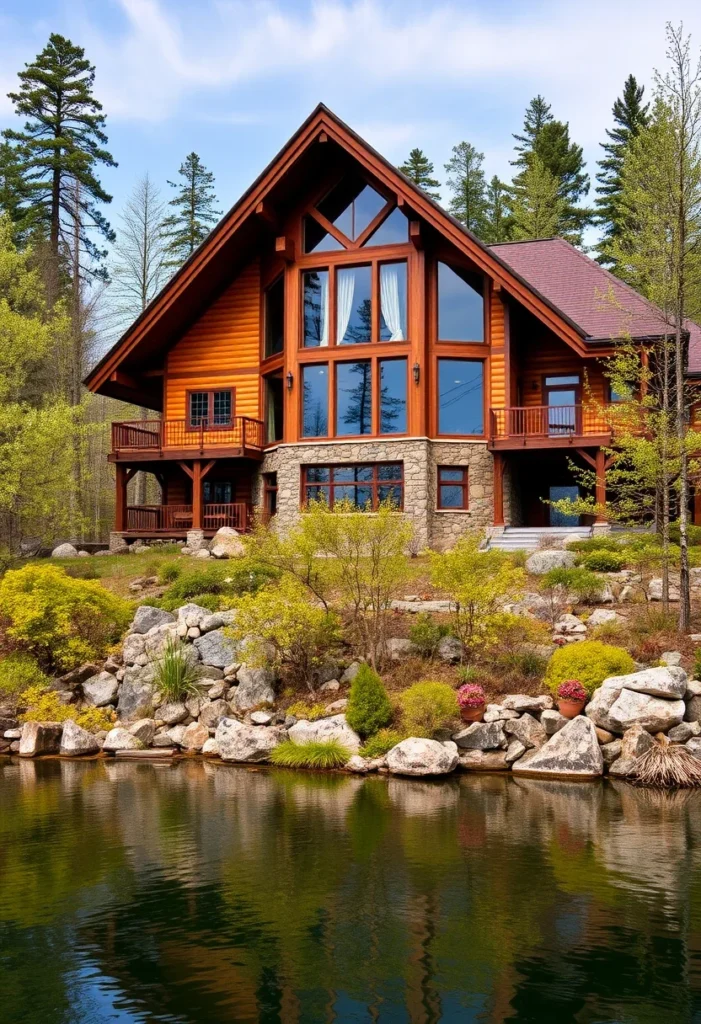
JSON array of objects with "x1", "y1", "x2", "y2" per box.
[
  {"x1": 509, "y1": 156, "x2": 565, "y2": 240},
  {"x1": 595, "y1": 75, "x2": 650, "y2": 269},
  {"x1": 162, "y1": 153, "x2": 221, "y2": 267},
  {"x1": 513, "y1": 95, "x2": 553, "y2": 163},
  {"x1": 482, "y1": 176, "x2": 512, "y2": 243},
  {"x1": 444, "y1": 142, "x2": 488, "y2": 235},
  {"x1": 398, "y1": 148, "x2": 441, "y2": 200},
  {"x1": 0, "y1": 142, "x2": 34, "y2": 239},
  {"x1": 3, "y1": 34, "x2": 116, "y2": 281}
]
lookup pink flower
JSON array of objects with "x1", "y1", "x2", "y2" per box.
[
  {"x1": 457, "y1": 683, "x2": 486, "y2": 709},
  {"x1": 557, "y1": 679, "x2": 587, "y2": 702}
]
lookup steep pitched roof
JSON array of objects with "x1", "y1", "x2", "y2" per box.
[{"x1": 491, "y1": 237, "x2": 701, "y2": 371}]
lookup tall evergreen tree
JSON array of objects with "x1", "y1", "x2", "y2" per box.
[
  {"x1": 398, "y1": 148, "x2": 441, "y2": 200},
  {"x1": 3, "y1": 34, "x2": 116, "y2": 281},
  {"x1": 482, "y1": 176, "x2": 512, "y2": 243},
  {"x1": 0, "y1": 142, "x2": 34, "y2": 239},
  {"x1": 162, "y1": 153, "x2": 221, "y2": 267},
  {"x1": 444, "y1": 142, "x2": 488, "y2": 235},
  {"x1": 595, "y1": 74, "x2": 650, "y2": 270},
  {"x1": 509, "y1": 156, "x2": 565, "y2": 240},
  {"x1": 512, "y1": 95, "x2": 553, "y2": 163}
]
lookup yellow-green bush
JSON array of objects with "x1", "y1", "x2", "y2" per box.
[
  {"x1": 287, "y1": 700, "x2": 328, "y2": 721},
  {"x1": 544, "y1": 640, "x2": 635, "y2": 697},
  {"x1": 0, "y1": 564, "x2": 131, "y2": 671},
  {"x1": 0, "y1": 653, "x2": 48, "y2": 695},
  {"x1": 399, "y1": 681, "x2": 458, "y2": 737},
  {"x1": 19, "y1": 685, "x2": 116, "y2": 732},
  {"x1": 359, "y1": 728, "x2": 405, "y2": 758}
]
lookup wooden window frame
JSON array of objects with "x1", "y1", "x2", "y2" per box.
[
  {"x1": 186, "y1": 388, "x2": 234, "y2": 430},
  {"x1": 302, "y1": 173, "x2": 399, "y2": 254},
  {"x1": 263, "y1": 274, "x2": 285, "y2": 359},
  {"x1": 437, "y1": 466, "x2": 469, "y2": 511},
  {"x1": 436, "y1": 258, "x2": 487, "y2": 345},
  {"x1": 301, "y1": 462, "x2": 404, "y2": 511},
  {"x1": 300, "y1": 356, "x2": 409, "y2": 441},
  {"x1": 263, "y1": 472, "x2": 278, "y2": 518}
]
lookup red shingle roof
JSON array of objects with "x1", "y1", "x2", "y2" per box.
[{"x1": 490, "y1": 237, "x2": 701, "y2": 372}]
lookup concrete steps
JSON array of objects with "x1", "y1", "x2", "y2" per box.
[{"x1": 488, "y1": 526, "x2": 592, "y2": 552}]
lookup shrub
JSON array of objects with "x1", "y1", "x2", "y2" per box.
[
  {"x1": 270, "y1": 739, "x2": 351, "y2": 769},
  {"x1": 287, "y1": 700, "x2": 328, "y2": 721},
  {"x1": 0, "y1": 653, "x2": 48, "y2": 695},
  {"x1": 158, "y1": 562, "x2": 181, "y2": 584},
  {"x1": 399, "y1": 681, "x2": 458, "y2": 737},
  {"x1": 408, "y1": 614, "x2": 449, "y2": 659},
  {"x1": 160, "y1": 559, "x2": 277, "y2": 611},
  {"x1": 580, "y1": 550, "x2": 626, "y2": 572},
  {"x1": 545, "y1": 641, "x2": 635, "y2": 697},
  {"x1": 64, "y1": 561, "x2": 100, "y2": 580},
  {"x1": 153, "y1": 637, "x2": 200, "y2": 702},
  {"x1": 457, "y1": 684, "x2": 485, "y2": 709},
  {"x1": 670, "y1": 522, "x2": 701, "y2": 546},
  {"x1": 557, "y1": 680, "x2": 588, "y2": 702},
  {"x1": 499, "y1": 650, "x2": 547, "y2": 679},
  {"x1": 345, "y1": 664, "x2": 393, "y2": 738},
  {"x1": 0, "y1": 563, "x2": 132, "y2": 671},
  {"x1": 18, "y1": 686, "x2": 116, "y2": 732},
  {"x1": 359, "y1": 728, "x2": 405, "y2": 758},
  {"x1": 567, "y1": 536, "x2": 622, "y2": 553},
  {"x1": 541, "y1": 567, "x2": 604, "y2": 608}
]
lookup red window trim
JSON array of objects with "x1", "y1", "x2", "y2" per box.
[
  {"x1": 301, "y1": 462, "x2": 404, "y2": 511},
  {"x1": 437, "y1": 465, "x2": 469, "y2": 510},
  {"x1": 186, "y1": 388, "x2": 235, "y2": 430}
]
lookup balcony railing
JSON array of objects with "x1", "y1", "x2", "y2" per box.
[
  {"x1": 125, "y1": 503, "x2": 251, "y2": 533},
  {"x1": 490, "y1": 405, "x2": 612, "y2": 442},
  {"x1": 112, "y1": 417, "x2": 265, "y2": 454}
]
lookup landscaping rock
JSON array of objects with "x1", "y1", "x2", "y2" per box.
[
  {"x1": 648, "y1": 578, "x2": 680, "y2": 601},
  {"x1": 60, "y1": 720, "x2": 101, "y2": 756},
  {"x1": 347, "y1": 755, "x2": 373, "y2": 773},
  {"x1": 587, "y1": 608, "x2": 622, "y2": 627},
  {"x1": 390, "y1": 599, "x2": 453, "y2": 613},
  {"x1": 504, "y1": 713, "x2": 547, "y2": 749},
  {"x1": 503, "y1": 592, "x2": 551, "y2": 621},
  {"x1": 207, "y1": 682, "x2": 227, "y2": 700},
  {"x1": 452, "y1": 721, "x2": 507, "y2": 751},
  {"x1": 595, "y1": 727, "x2": 616, "y2": 744},
  {"x1": 386, "y1": 737, "x2": 459, "y2": 776},
  {"x1": 686, "y1": 737, "x2": 701, "y2": 760},
  {"x1": 607, "y1": 690, "x2": 685, "y2": 734},
  {"x1": 181, "y1": 722, "x2": 209, "y2": 750},
  {"x1": 177, "y1": 603, "x2": 212, "y2": 630},
  {"x1": 661, "y1": 651, "x2": 683, "y2": 667},
  {"x1": 51, "y1": 542, "x2": 78, "y2": 558},
  {"x1": 288, "y1": 714, "x2": 361, "y2": 753},
  {"x1": 525, "y1": 549, "x2": 576, "y2": 575},
  {"x1": 200, "y1": 610, "x2": 237, "y2": 633},
  {"x1": 387, "y1": 638, "x2": 417, "y2": 661},
  {"x1": 194, "y1": 548, "x2": 211, "y2": 559},
  {"x1": 103, "y1": 727, "x2": 144, "y2": 752},
  {"x1": 324, "y1": 699, "x2": 348, "y2": 714},
  {"x1": 250, "y1": 710, "x2": 273, "y2": 725},
  {"x1": 165, "y1": 725, "x2": 187, "y2": 747},
  {"x1": 215, "y1": 718, "x2": 287, "y2": 762},
  {"x1": 193, "y1": 629, "x2": 239, "y2": 669},
  {"x1": 511, "y1": 716, "x2": 604, "y2": 778},
  {"x1": 554, "y1": 613, "x2": 587, "y2": 635},
  {"x1": 19, "y1": 721, "x2": 63, "y2": 757},
  {"x1": 601, "y1": 739, "x2": 622, "y2": 766},
  {"x1": 185, "y1": 694, "x2": 202, "y2": 718},
  {"x1": 668, "y1": 721, "x2": 701, "y2": 743},
  {"x1": 505, "y1": 739, "x2": 527, "y2": 765},
  {"x1": 232, "y1": 667, "x2": 275, "y2": 712},
  {"x1": 210, "y1": 526, "x2": 246, "y2": 559},
  {"x1": 319, "y1": 679, "x2": 340, "y2": 694},
  {"x1": 198, "y1": 665, "x2": 226, "y2": 682},
  {"x1": 202, "y1": 737, "x2": 219, "y2": 756},
  {"x1": 436, "y1": 636, "x2": 464, "y2": 663},
  {"x1": 153, "y1": 732, "x2": 176, "y2": 748},
  {"x1": 157, "y1": 702, "x2": 189, "y2": 726},
  {"x1": 606, "y1": 666, "x2": 688, "y2": 700},
  {"x1": 122, "y1": 633, "x2": 146, "y2": 665},
  {"x1": 199, "y1": 699, "x2": 230, "y2": 730},
  {"x1": 131, "y1": 606, "x2": 176, "y2": 634},
  {"x1": 685, "y1": 695, "x2": 701, "y2": 723},
  {"x1": 340, "y1": 661, "x2": 362, "y2": 684},
  {"x1": 128, "y1": 719, "x2": 156, "y2": 746},
  {"x1": 483, "y1": 704, "x2": 520, "y2": 723},
  {"x1": 82, "y1": 672, "x2": 119, "y2": 707},
  {"x1": 116, "y1": 669, "x2": 156, "y2": 722},
  {"x1": 608, "y1": 757, "x2": 638, "y2": 777},
  {"x1": 620, "y1": 722, "x2": 656, "y2": 760},
  {"x1": 501, "y1": 694, "x2": 554, "y2": 713},
  {"x1": 541, "y1": 710, "x2": 568, "y2": 736},
  {"x1": 458, "y1": 749, "x2": 509, "y2": 771},
  {"x1": 585, "y1": 679, "x2": 626, "y2": 732}
]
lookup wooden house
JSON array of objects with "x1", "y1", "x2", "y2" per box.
[{"x1": 85, "y1": 105, "x2": 701, "y2": 550}]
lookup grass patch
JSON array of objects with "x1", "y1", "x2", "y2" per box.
[
  {"x1": 270, "y1": 739, "x2": 352, "y2": 769},
  {"x1": 359, "y1": 728, "x2": 404, "y2": 758},
  {"x1": 153, "y1": 637, "x2": 200, "y2": 702}
]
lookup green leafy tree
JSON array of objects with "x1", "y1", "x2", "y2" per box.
[
  {"x1": 399, "y1": 148, "x2": 441, "y2": 200},
  {"x1": 482, "y1": 175, "x2": 512, "y2": 242},
  {"x1": 3, "y1": 33, "x2": 116, "y2": 280},
  {"x1": 444, "y1": 141, "x2": 488, "y2": 235},
  {"x1": 162, "y1": 152, "x2": 221, "y2": 267},
  {"x1": 509, "y1": 155, "x2": 565, "y2": 240},
  {"x1": 595, "y1": 74, "x2": 650, "y2": 270}
]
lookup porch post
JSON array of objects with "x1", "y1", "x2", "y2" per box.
[
  {"x1": 115, "y1": 463, "x2": 127, "y2": 532},
  {"x1": 493, "y1": 452, "x2": 505, "y2": 527},
  {"x1": 594, "y1": 448, "x2": 607, "y2": 523},
  {"x1": 192, "y1": 460, "x2": 202, "y2": 529},
  {"x1": 694, "y1": 485, "x2": 701, "y2": 527}
]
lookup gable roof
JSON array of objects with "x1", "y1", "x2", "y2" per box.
[{"x1": 491, "y1": 237, "x2": 701, "y2": 371}]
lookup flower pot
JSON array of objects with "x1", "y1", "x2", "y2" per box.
[
  {"x1": 460, "y1": 704, "x2": 485, "y2": 724},
  {"x1": 558, "y1": 698, "x2": 586, "y2": 720}
]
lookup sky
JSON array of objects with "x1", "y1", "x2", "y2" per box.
[{"x1": 2, "y1": 0, "x2": 701, "y2": 240}]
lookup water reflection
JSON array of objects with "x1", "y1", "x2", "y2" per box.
[{"x1": 2, "y1": 759, "x2": 701, "y2": 1022}]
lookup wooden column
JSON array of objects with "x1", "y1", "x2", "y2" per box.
[
  {"x1": 192, "y1": 460, "x2": 202, "y2": 529},
  {"x1": 493, "y1": 452, "x2": 505, "y2": 527},
  {"x1": 694, "y1": 486, "x2": 701, "y2": 527},
  {"x1": 595, "y1": 447, "x2": 607, "y2": 522},
  {"x1": 115, "y1": 463, "x2": 127, "y2": 532}
]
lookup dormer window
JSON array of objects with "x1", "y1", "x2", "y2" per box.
[{"x1": 303, "y1": 173, "x2": 408, "y2": 253}]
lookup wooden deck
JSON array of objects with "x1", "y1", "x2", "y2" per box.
[
  {"x1": 110, "y1": 418, "x2": 266, "y2": 462},
  {"x1": 489, "y1": 405, "x2": 612, "y2": 450},
  {"x1": 121, "y1": 502, "x2": 252, "y2": 536}
]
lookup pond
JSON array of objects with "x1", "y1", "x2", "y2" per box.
[{"x1": 2, "y1": 760, "x2": 701, "y2": 1023}]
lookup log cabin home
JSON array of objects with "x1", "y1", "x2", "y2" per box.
[{"x1": 85, "y1": 104, "x2": 701, "y2": 551}]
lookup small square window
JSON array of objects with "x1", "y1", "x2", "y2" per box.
[{"x1": 437, "y1": 466, "x2": 468, "y2": 510}]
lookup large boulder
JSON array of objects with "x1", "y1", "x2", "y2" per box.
[
  {"x1": 102, "y1": 727, "x2": 144, "y2": 752},
  {"x1": 585, "y1": 679, "x2": 625, "y2": 733},
  {"x1": 131, "y1": 605, "x2": 176, "y2": 634},
  {"x1": 231, "y1": 667, "x2": 276, "y2": 712},
  {"x1": 525, "y1": 549, "x2": 576, "y2": 575},
  {"x1": 504, "y1": 713, "x2": 547, "y2": 749},
  {"x1": 512, "y1": 716, "x2": 604, "y2": 778},
  {"x1": 129, "y1": 719, "x2": 156, "y2": 745},
  {"x1": 198, "y1": 699, "x2": 231, "y2": 730},
  {"x1": 51, "y1": 542, "x2": 78, "y2": 558},
  {"x1": 288, "y1": 714, "x2": 361, "y2": 753},
  {"x1": 603, "y1": 666, "x2": 687, "y2": 701},
  {"x1": 387, "y1": 638, "x2": 417, "y2": 662},
  {"x1": 436, "y1": 636, "x2": 464, "y2": 663},
  {"x1": 82, "y1": 671, "x2": 119, "y2": 707},
  {"x1": 386, "y1": 738, "x2": 459, "y2": 776},
  {"x1": 620, "y1": 722, "x2": 656, "y2": 760},
  {"x1": 116, "y1": 667, "x2": 156, "y2": 722},
  {"x1": 193, "y1": 629, "x2": 239, "y2": 669},
  {"x1": 607, "y1": 690, "x2": 685, "y2": 734},
  {"x1": 452, "y1": 721, "x2": 507, "y2": 750},
  {"x1": 215, "y1": 717, "x2": 287, "y2": 762},
  {"x1": 458, "y1": 749, "x2": 509, "y2": 771},
  {"x1": 60, "y1": 720, "x2": 100, "y2": 756},
  {"x1": 210, "y1": 527, "x2": 246, "y2": 559},
  {"x1": 19, "y1": 721, "x2": 63, "y2": 757},
  {"x1": 587, "y1": 608, "x2": 623, "y2": 628}
]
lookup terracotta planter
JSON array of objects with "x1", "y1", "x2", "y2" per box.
[
  {"x1": 558, "y1": 698, "x2": 586, "y2": 720},
  {"x1": 460, "y1": 704, "x2": 485, "y2": 724}
]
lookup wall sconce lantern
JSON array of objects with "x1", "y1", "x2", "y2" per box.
[
  {"x1": 286, "y1": 371, "x2": 294, "y2": 391},
  {"x1": 413, "y1": 362, "x2": 420, "y2": 385}
]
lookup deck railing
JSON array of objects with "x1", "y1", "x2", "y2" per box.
[
  {"x1": 125, "y1": 503, "x2": 251, "y2": 533},
  {"x1": 490, "y1": 405, "x2": 612, "y2": 440},
  {"x1": 112, "y1": 417, "x2": 265, "y2": 453}
]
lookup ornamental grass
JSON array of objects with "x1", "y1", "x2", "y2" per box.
[
  {"x1": 270, "y1": 740, "x2": 352, "y2": 770},
  {"x1": 631, "y1": 737, "x2": 701, "y2": 789}
]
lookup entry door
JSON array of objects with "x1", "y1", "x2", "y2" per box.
[
  {"x1": 549, "y1": 485, "x2": 580, "y2": 526},
  {"x1": 545, "y1": 375, "x2": 580, "y2": 435}
]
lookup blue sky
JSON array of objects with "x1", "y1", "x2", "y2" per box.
[{"x1": 2, "y1": 0, "x2": 701, "y2": 235}]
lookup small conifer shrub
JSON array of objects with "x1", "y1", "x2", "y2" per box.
[{"x1": 345, "y1": 664, "x2": 393, "y2": 738}]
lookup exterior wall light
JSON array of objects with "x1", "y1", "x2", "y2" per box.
[
  {"x1": 413, "y1": 362, "x2": 420, "y2": 384},
  {"x1": 286, "y1": 371, "x2": 294, "y2": 391}
]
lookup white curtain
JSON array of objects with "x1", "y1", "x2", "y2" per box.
[
  {"x1": 319, "y1": 272, "x2": 329, "y2": 346},
  {"x1": 337, "y1": 269, "x2": 355, "y2": 344},
  {"x1": 380, "y1": 265, "x2": 405, "y2": 341}
]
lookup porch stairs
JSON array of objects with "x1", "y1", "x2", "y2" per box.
[{"x1": 487, "y1": 526, "x2": 592, "y2": 553}]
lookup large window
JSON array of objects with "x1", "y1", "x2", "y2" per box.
[
  {"x1": 437, "y1": 467, "x2": 468, "y2": 510},
  {"x1": 303, "y1": 270, "x2": 329, "y2": 347},
  {"x1": 302, "y1": 365, "x2": 329, "y2": 437},
  {"x1": 337, "y1": 361, "x2": 372, "y2": 435},
  {"x1": 438, "y1": 262, "x2": 484, "y2": 342},
  {"x1": 380, "y1": 262, "x2": 407, "y2": 341},
  {"x1": 338, "y1": 265, "x2": 372, "y2": 344},
  {"x1": 264, "y1": 276, "x2": 284, "y2": 357},
  {"x1": 188, "y1": 389, "x2": 233, "y2": 428},
  {"x1": 379, "y1": 358, "x2": 407, "y2": 434},
  {"x1": 304, "y1": 259, "x2": 407, "y2": 348},
  {"x1": 437, "y1": 359, "x2": 484, "y2": 435},
  {"x1": 302, "y1": 173, "x2": 407, "y2": 253},
  {"x1": 303, "y1": 463, "x2": 403, "y2": 510},
  {"x1": 203, "y1": 480, "x2": 233, "y2": 503}
]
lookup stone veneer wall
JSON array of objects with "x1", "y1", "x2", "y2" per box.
[{"x1": 255, "y1": 438, "x2": 494, "y2": 552}]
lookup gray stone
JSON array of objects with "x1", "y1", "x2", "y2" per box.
[
  {"x1": 685, "y1": 680, "x2": 701, "y2": 697},
  {"x1": 207, "y1": 681, "x2": 227, "y2": 700},
  {"x1": 505, "y1": 739, "x2": 527, "y2": 764},
  {"x1": 176, "y1": 603, "x2": 212, "y2": 629},
  {"x1": 452, "y1": 721, "x2": 507, "y2": 751},
  {"x1": 157, "y1": 702, "x2": 189, "y2": 726},
  {"x1": 288, "y1": 714, "x2": 361, "y2": 753},
  {"x1": 324, "y1": 698, "x2": 348, "y2": 714},
  {"x1": 436, "y1": 635, "x2": 464, "y2": 663},
  {"x1": 541, "y1": 709, "x2": 568, "y2": 736},
  {"x1": 215, "y1": 718, "x2": 287, "y2": 762},
  {"x1": 181, "y1": 721, "x2": 209, "y2": 750},
  {"x1": 193, "y1": 629, "x2": 239, "y2": 669},
  {"x1": 165, "y1": 725, "x2": 187, "y2": 747},
  {"x1": 347, "y1": 755, "x2": 373, "y2": 773},
  {"x1": 82, "y1": 672, "x2": 119, "y2": 707},
  {"x1": 587, "y1": 608, "x2": 622, "y2": 627},
  {"x1": 185, "y1": 529, "x2": 207, "y2": 552},
  {"x1": 202, "y1": 737, "x2": 220, "y2": 756},
  {"x1": 340, "y1": 661, "x2": 362, "y2": 684},
  {"x1": 210, "y1": 526, "x2": 246, "y2": 559},
  {"x1": 131, "y1": 605, "x2": 176, "y2": 634},
  {"x1": 103, "y1": 727, "x2": 144, "y2": 752},
  {"x1": 585, "y1": 679, "x2": 626, "y2": 733},
  {"x1": 319, "y1": 680, "x2": 340, "y2": 694},
  {"x1": 525, "y1": 549, "x2": 576, "y2": 575},
  {"x1": 391, "y1": 599, "x2": 453, "y2": 614},
  {"x1": 19, "y1": 721, "x2": 62, "y2": 757},
  {"x1": 387, "y1": 638, "x2": 417, "y2": 661},
  {"x1": 503, "y1": 592, "x2": 551, "y2": 622},
  {"x1": 386, "y1": 737, "x2": 459, "y2": 776},
  {"x1": 608, "y1": 690, "x2": 685, "y2": 733},
  {"x1": 605, "y1": 666, "x2": 687, "y2": 700},
  {"x1": 122, "y1": 633, "x2": 146, "y2": 665},
  {"x1": 511, "y1": 716, "x2": 604, "y2": 778},
  {"x1": 232, "y1": 667, "x2": 275, "y2": 712},
  {"x1": 250, "y1": 710, "x2": 273, "y2": 725},
  {"x1": 55, "y1": 662, "x2": 101, "y2": 690},
  {"x1": 194, "y1": 548, "x2": 211, "y2": 559},
  {"x1": 686, "y1": 737, "x2": 701, "y2": 760},
  {"x1": 595, "y1": 727, "x2": 616, "y2": 744},
  {"x1": 200, "y1": 610, "x2": 237, "y2": 633},
  {"x1": 128, "y1": 719, "x2": 156, "y2": 745},
  {"x1": 185, "y1": 694, "x2": 202, "y2": 719},
  {"x1": 483, "y1": 704, "x2": 520, "y2": 723},
  {"x1": 60, "y1": 720, "x2": 101, "y2": 756},
  {"x1": 669, "y1": 721, "x2": 701, "y2": 742},
  {"x1": 116, "y1": 668, "x2": 155, "y2": 722},
  {"x1": 554, "y1": 613, "x2": 587, "y2": 635},
  {"x1": 685, "y1": 695, "x2": 701, "y2": 723},
  {"x1": 661, "y1": 651, "x2": 683, "y2": 667},
  {"x1": 609, "y1": 757, "x2": 638, "y2": 777},
  {"x1": 199, "y1": 699, "x2": 230, "y2": 730},
  {"x1": 51, "y1": 542, "x2": 78, "y2": 558},
  {"x1": 501, "y1": 694, "x2": 554, "y2": 713},
  {"x1": 457, "y1": 749, "x2": 509, "y2": 771},
  {"x1": 3, "y1": 729, "x2": 21, "y2": 740},
  {"x1": 153, "y1": 732, "x2": 176, "y2": 748},
  {"x1": 601, "y1": 739, "x2": 622, "y2": 766},
  {"x1": 197, "y1": 665, "x2": 226, "y2": 681},
  {"x1": 504, "y1": 713, "x2": 547, "y2": 749},
  {"x1": 620, "y1": 722, "x2": 656, "y2": 760},
  {"x1": 648, "y1": 578, "x2": 680, "y2": 601}
]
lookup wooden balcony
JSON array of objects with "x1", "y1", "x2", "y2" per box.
[
  {"x1": 489, "y1": 405, "x2": 613, "y2": 450},
  {"x1": 124, "y1": 502, "x2": 252, "y2": 536},
  {"x1": 110, "y1": 417, "x2": 266, "y2": 462}
]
